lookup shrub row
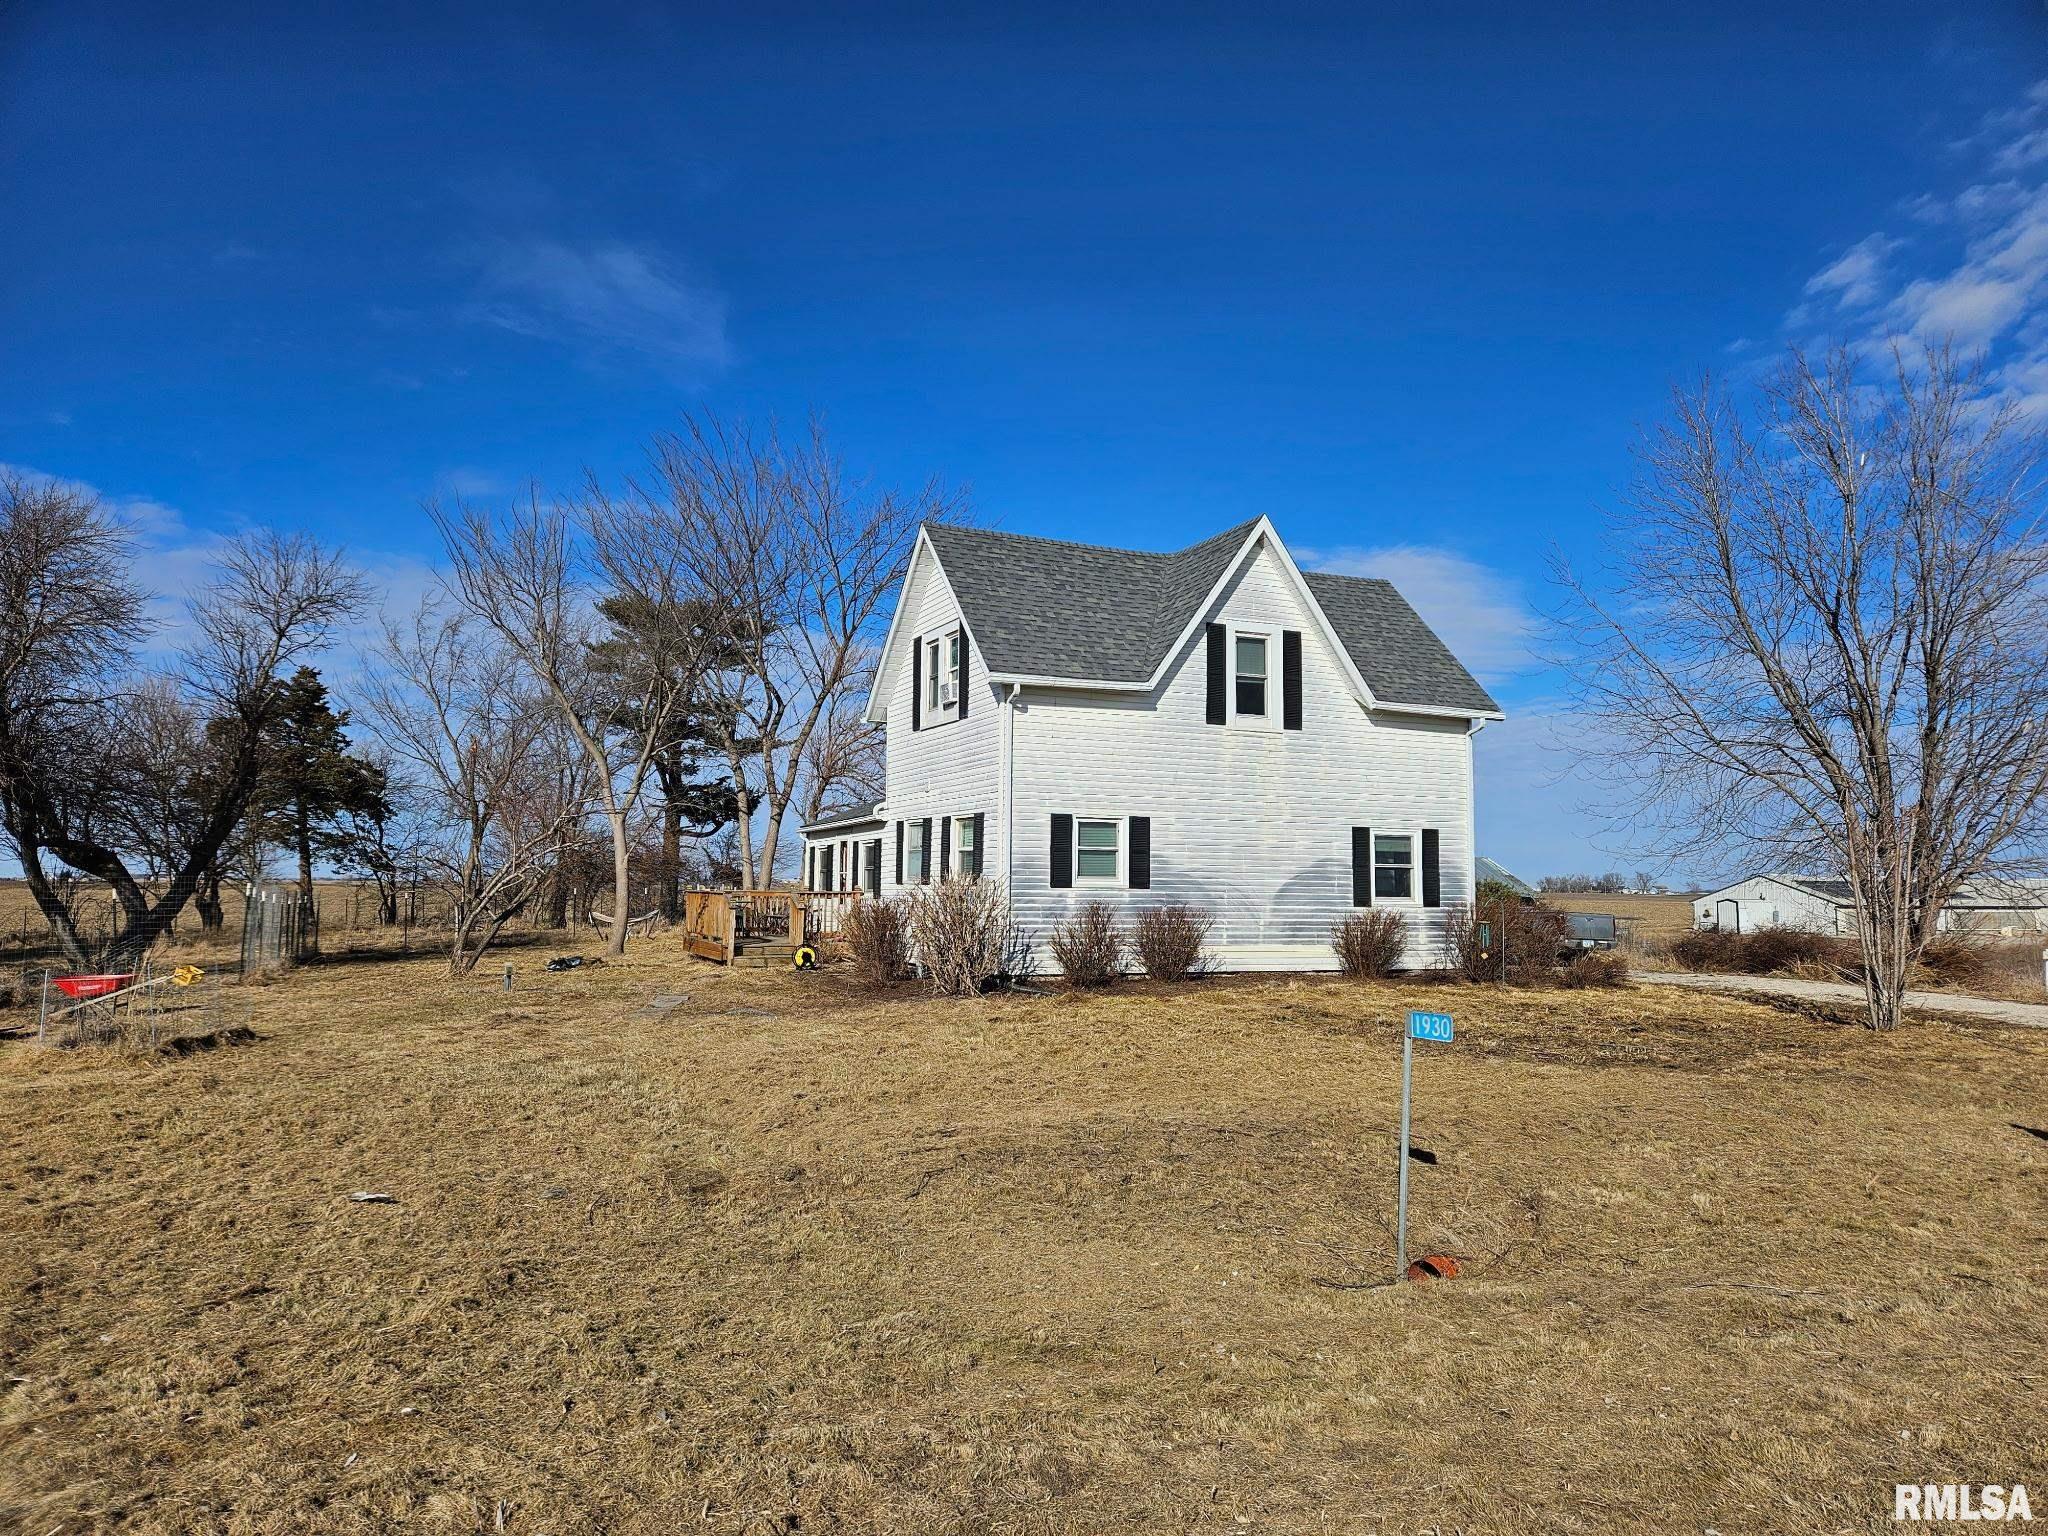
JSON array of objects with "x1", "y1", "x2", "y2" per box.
[
  {"x1": 840, "y1": 882, "x2": 1629, "y2": 991},
  {"x1": 1666, "y1": 927, "x2": 2039, "y2": 994},
  {"x1": 1668, "y1": 926, "x2": 1854, "y2": 977}
]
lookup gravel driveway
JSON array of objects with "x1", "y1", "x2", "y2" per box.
[{"x1": 1638, "y1": 969, "x2": 2048, "y2": 1029}]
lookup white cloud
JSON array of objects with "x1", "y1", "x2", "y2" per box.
[
  {"x1": 1787, "y1": 79, "x2": 2048, "y2": 415},
  {"x1": 436, "y1": 467, "x2": 507, "y2": 499},
  {"x1": 1803, "y1": 233, "x2": 1899, "y2": 309},
  {"x1": 462, "y1": 237, "x2": 729, "y2": 372},
  {"x1": 1297, "y1": 543, "x2": 1535, "y2": 685}
]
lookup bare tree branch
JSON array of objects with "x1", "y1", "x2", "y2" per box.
[{"x1": 1555, "y1": 342, "x2": 2048, "y2": 1029}]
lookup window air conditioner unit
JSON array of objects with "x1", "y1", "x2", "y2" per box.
[{"x1": 939, "y1": 680, "x2": 958, "y2": 707}]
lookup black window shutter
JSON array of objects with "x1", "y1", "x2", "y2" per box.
[
  {"x1": 910, "y1": 634, "x2": 923, "y2": 731},
  {"x1": 970, "y1": 812, "x2": 985, "y2": 877},
  {"x1": 939, "y1": 815, "x2": 952, "y2": 880},
  {"x1": 956, "y1": 628, "x2": 969, "y2": 718},
  {"x1": 1129, "y1": 816, "x2": 1151, "y2": 889},
  {"x1": 919, "y1": 818, "x2": 933, "y2": 884},
  {"x1": 1283, "y1": 630, "x2": 1303, "y2": 730},
  {"x1": 1050, "y1": 813, "x2": 1073, "y2": 888},
  {"x1": 1205, "y1": 623, "x2": 1227, "y2": 725},
  {"x1": 1422, "y1": 829, "x2": 1441, "y2": 908},
  {"x1": 1352, "y1": 826, "x2": 1373, "y2": 907},
  {"x1": 895, "y1": 821, "x2": 904, "y2": 886},
  {"x1": 867, "y1": 839, "x2": 882, "y2": 897}
]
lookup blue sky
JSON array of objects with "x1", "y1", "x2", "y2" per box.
[{"x1": 4, "y1": 2, "x2": 2045, "y2": 882}]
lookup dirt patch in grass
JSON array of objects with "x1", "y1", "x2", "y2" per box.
[{"x1": 2, "y1": 940, "x2": 2045, "y2": 1534}]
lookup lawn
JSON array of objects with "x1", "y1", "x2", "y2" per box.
[{"x1": 2, "y1": 937, "x2": 2044, "y2": 1534}]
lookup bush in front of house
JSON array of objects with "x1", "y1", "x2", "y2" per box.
[
  {"x1": 842, "y1": 895, "x2": 912, "y2": 987},
  {"x1": 1049, "y1": 901, "x2": 1127, "y2": 986},
  {"x1": 1440, "y1": 900, "x2": 1571, "y2": 983},
  {"x1": 1558, "y1": 949, "x2": 1631, "y2": 988},
  {"x1": 1331, "y1": 909, "x2": 1407, "y2": 978},
  {"x1": 906, "y1": 877, "x2": 1032, "y2": 996},
  {"x1": 1131, "y1": 904, "x2": 1214, "y2": 982}
]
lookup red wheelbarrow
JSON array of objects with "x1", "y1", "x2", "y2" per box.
[{"x1": 53, "y1": 974, "x2": 135, "y2": 1001}]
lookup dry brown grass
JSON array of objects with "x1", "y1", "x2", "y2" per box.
[
  {"x1": 3, "y1": 936, "x2": 2045, "y2": 1534},
  {"x1": 1547, "y1": 892, "x2": 1699, "y2": 941}
]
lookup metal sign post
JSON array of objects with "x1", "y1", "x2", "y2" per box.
[{"x1": 1398, "y1": 1010, "x2": 1455, "y2": 1280}]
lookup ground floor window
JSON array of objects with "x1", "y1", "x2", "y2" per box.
[
  {"x1": 1374, "y1": 833, "x2": 1413, "y2": 899},
  {"x1": 955, "y1": 815, "x2": 977, "y2": 876},
  {"x1": 1077, "y1": 818, "x2": 1120, "y2": 881},
  {"x1": 906, "y1": 820, "x2": 928, "y2": 883}
]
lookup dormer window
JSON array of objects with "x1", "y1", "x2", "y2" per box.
[
  {"x1": 925, "y1": 631, "x2": 963, "y2": 716},
  {"x1": 1234, "y1": 634, "x2": 1268, "y2": 717}
]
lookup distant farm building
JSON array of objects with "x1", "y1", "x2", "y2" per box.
[{"x1": 1693, "y1": 875, "x2": 2048, "y2": 937}]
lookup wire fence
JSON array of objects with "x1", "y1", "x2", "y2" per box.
[
  {"x1": 0, "y1": 877, "x2": 466, "y2": 967},
  {"x1": 24, "y1": 956, "x2": 248, "y2": 1052},
  {"x1": 240, "y1": 885, "x2": 319, "y2": 975}
]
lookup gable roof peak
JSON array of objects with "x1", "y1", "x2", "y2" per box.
[{"x1": 904, "y1": 514, "x2": 1500, "y2": 718}]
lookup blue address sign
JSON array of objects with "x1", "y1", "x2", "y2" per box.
[{"x1": 1409, "y1": 1009, "x2": 1455, "y2": 1043}]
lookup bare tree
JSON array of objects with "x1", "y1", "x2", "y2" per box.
[
  {"x1": 357, "y1": 602, "x2": 589, "y2": 973},
  {"x1": 432, "y1": 488, "x2": 712, "y2": 956},
  {"x1": 639, "y1": 414, "x2": 957, "y2": 886},
  {"x1": 797, "y1": 680, "x2": 886, "y2": 826},
  {"x1": 1557, "y1": 345, "x2": 2048, "y2": 1029},
  {"x1": 0, "y1": 472, "x2": 367, "y2": 964}
]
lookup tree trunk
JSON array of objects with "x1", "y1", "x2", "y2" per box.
[
  {"x1": 604, "y1": 811, "x2": 630, "y2": 957},
  {"x1": 449, "y1": 910, "x2": 480, "y2": 974},
  {"x1": 13, "y1": 840, "x2": 91, "y2": 969},
  {"x1": 661, "y1": 797, "x2": 682, "y2": 920},
  {"x1": 294, "y1": 799, "x2": 318, "y2": 952},
  {"x1": 1852, "y1": 879, "x2": 1914, "y2": 1032},
  {"x1": 196, "y1": 863, "x2": 224, "y2": 932}
]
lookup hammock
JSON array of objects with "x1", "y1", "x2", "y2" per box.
[{"x1": 588, "y1": 907, "x2": 664, "y2": 933}]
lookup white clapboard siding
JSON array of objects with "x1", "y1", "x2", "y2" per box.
[
  {"x1": 1006, "y1": 534, "x2": 1475, "y2": 970},
  {"x1": 881, "y1": 547, "x2": 1005, "y2": 890}
]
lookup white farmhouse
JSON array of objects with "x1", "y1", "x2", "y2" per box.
[{"x1": 799, "y1": 515, "x2": 1503, "y2": 971}]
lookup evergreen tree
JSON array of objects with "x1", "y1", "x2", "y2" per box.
[
  {"x1": 251, "y1": 667, "x2": 391, "y2": 925},
  {"x1": 588, "y1": 595, "x2": 739, "y2": 917}
]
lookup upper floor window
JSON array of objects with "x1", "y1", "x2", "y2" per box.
[
  {"x1": 1375, "y1": 833, "x2": 1413, "y2": 900},
  {"x1": 1235, "y1": 634, "x2": 1268, "y2": 718},
  {"x1": 924, "y1": 630, "x2": 964, "y2": 715}
]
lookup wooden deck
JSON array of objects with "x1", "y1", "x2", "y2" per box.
[{"x1": 681, "y1": 889, "x2": 861, "y2": 966}]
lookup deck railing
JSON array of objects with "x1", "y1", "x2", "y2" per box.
[{"x1": 681, "y1": 888, "x2": 863, "y2": 962}]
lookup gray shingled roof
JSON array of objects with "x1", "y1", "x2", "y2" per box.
[
  {"x1": 1780, "y1": 876, "x2": 1855, "y2": 904},
  {"x1": 921, "y1": 520, "x2": 1501, "y2": 715},
  {"x1": 1476, "y1": 857, "x2": 1536, "y2": 896},
  {"x1": 800, "y1": 800, "x2": 884, "y2": 834}
]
